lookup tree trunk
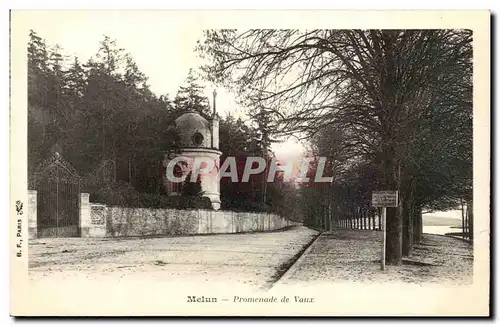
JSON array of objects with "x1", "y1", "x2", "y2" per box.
[
  {"x1": 128, "y1": 121, "x2": 132, "y2": 183},
  {"x1": 113, "y1": 153, "x2": 117, "y2": 182},
  {"x1": 377, "y1": 32, "x2": 403, "y2": 265},
  {"x1": 412, "y1": 207, "x2": 422, "y2": 244},
  {"x1": 372, "y1": 210, "x2": 376, "y2": 230},
  {"x1": 382, "y1": 157, "x2": 402, "y2": 265},
  {"x1": 464, "y1": 205, "x2": 469, "y2": 238},
  {"x1": 324, "y1": 202, "x2": 327, "y2": 230},
  {"x1": 386, "y1": 205, "x2": 402, "y2": 264},
  {"x1": 402, "y1": 195, "x2": 413, "y2": 257},
  {"x1": 460, "y1": 200, "x2": 465, "y2": 237},
  {"x1": 467, "y1": 200, "x2": 473, "y2": 240},
  {"x1": 329, "y1": 204, "x2": 333, "y2": 231}
]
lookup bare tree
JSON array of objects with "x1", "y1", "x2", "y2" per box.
[{"x1": 197, "y1": 29, "x2": 472, "y2": 265}]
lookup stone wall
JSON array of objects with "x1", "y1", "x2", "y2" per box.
[
  {"x1": 89, "y1": 203, "x2": 107, "y2": 237},
  {"x1": 25, "y1": 189, "x2": 293, "y2": 238},
  {"x1": 105, "y1": 206, "x2": 292, "y2": 237}
]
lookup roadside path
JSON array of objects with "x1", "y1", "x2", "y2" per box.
[{"x1": 273, "y1": 229, "x2": 473, "y2": 288}]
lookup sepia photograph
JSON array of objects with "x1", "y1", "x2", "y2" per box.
[{"x1": 9, "y1": 10, "x2": 490, "y2": 317}]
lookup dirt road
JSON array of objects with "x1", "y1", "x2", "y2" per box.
[{"x1": 29, "y1": 226, "x2": 319, "y2": 290}]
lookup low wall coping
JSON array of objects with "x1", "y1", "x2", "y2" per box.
[{"x1": 90, "y1": 203, "x2": 106, "y2": 207}]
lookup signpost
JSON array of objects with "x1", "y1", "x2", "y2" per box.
[{"x1": 372, "y1": 190, "x2": 398, "y2": 271}]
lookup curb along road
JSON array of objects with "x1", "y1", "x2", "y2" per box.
[{"x1": 269, "y1": 230, "x2": 323, "y2": 289}]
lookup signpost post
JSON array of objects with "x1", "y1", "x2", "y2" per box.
[{"x1": 372, "y1": 190, "x2": 398, "y2": 271}]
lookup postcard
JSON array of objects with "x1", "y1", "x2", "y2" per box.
[{"x1": 10, "y1": 9, "x2": 490, "y2": 317}]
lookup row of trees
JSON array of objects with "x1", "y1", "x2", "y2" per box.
[
  {"x1": 27, "y1": 30, "x2": 291, "y2": 214},
  {"x1": 197, "y1": 29, "x2": 473, "y2": 264}
]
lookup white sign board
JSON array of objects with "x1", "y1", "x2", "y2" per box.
[{"x1": 372, "y1": 190, "x2": 398, "y2": 207}]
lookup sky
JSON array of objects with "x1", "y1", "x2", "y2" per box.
[{"x1": 19, "y1": 10, "x2": 305, "y2": 159}]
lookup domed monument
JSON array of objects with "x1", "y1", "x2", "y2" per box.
[{"x1": 163, "y1": 90, "x2": 222, "y2": 210}]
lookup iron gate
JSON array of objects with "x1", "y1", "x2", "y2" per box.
[{"x1": 34, "y1": 152, "x2": 81, "y2": 237}]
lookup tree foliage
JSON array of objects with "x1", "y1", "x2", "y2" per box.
[{"x1": 27, "y1": 30, "x2": 288, "y2": 214}]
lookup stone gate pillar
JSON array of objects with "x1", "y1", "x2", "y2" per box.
[
  {"x1": 80, "y1": 193, "x2": 91, "y2": 237},
  {"x1": 28, "y1": 190, "x2": 37, "y2": 239}
]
